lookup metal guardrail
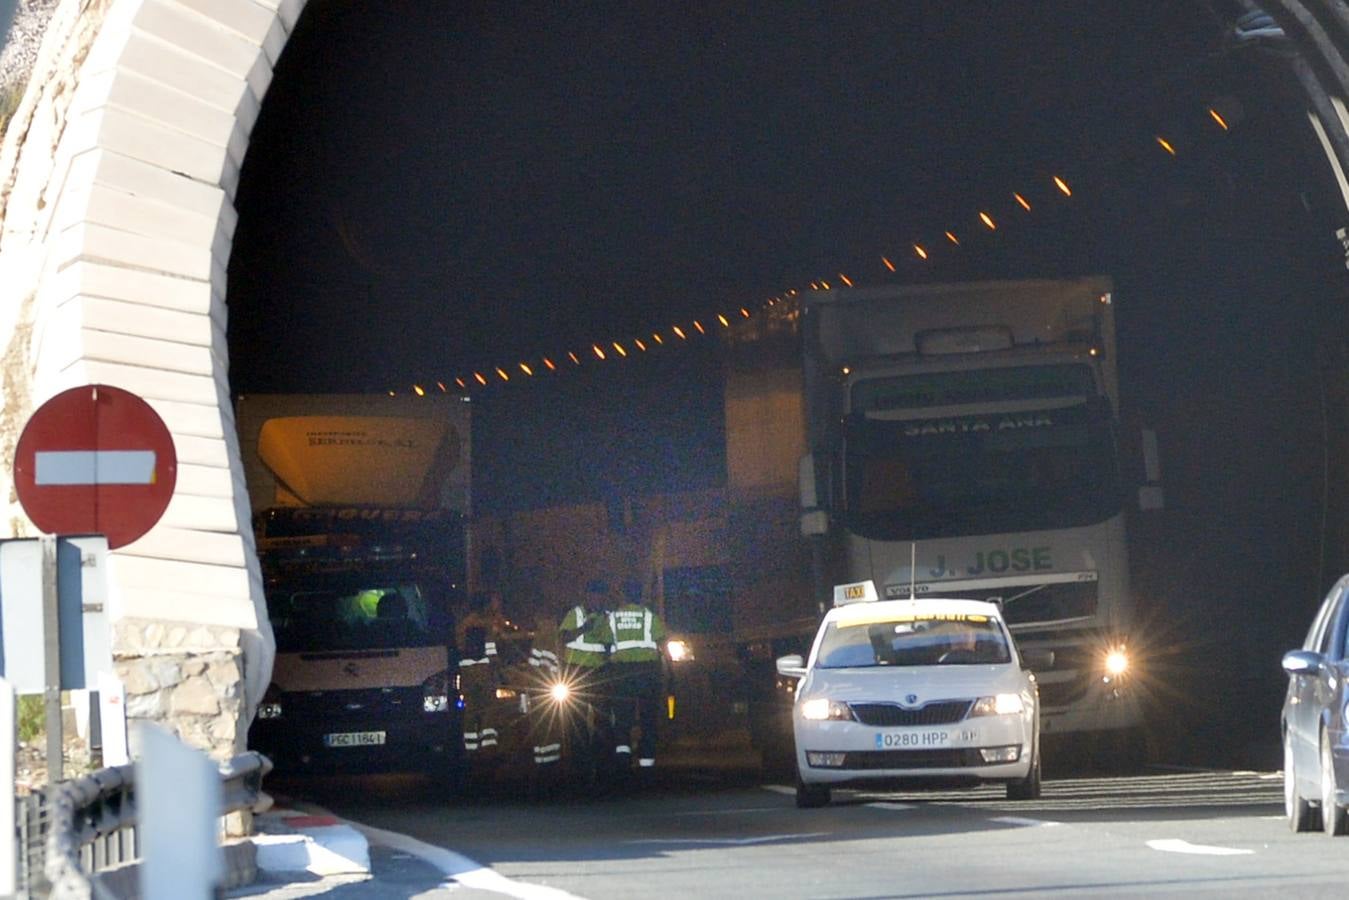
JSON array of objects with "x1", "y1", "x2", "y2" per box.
[{"x1": 17, "y1": 751, "x2": 270, "y2": 900}]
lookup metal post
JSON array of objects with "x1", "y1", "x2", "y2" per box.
[
  {"x1": 41, "y1": 536, "x2": 62, "y2": 784},
  {"x1": 1, "y1": 677, "x2": 16, "y2": 897}
]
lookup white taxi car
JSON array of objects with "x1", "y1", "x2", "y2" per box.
[{"x1": 776, "y1": 581, "x2": 1042, "y2": 807}]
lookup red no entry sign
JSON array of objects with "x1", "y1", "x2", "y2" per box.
[{"x1": 13, "y1": 384, "x2": 177, "y2": 549}]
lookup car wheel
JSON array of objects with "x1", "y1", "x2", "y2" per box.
[
  {"x1": 1321, "y1": 729, "x2": 1347, "y2": 836},
  {"x1": 1286, "y1": 732, "x2": 1320, "y2": 832},
  {"x1": 1007, "y1": 740, "x2": 1042, "y2": 800},
  {"x1": 795, "y1": 776, "x2": 830, "y2": 808}
]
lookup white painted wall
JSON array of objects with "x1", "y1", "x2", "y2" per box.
[{"x1": 0, "y1": 0, "x2": 310, "y2": 714}]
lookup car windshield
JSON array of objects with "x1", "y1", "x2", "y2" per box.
[{"x1": 815, "y1": 614, "x2": 1011, "y2": 668}]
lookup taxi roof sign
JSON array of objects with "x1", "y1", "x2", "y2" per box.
[{"x1": 833, "y1": 580, "x2": 878, "y2": 606}]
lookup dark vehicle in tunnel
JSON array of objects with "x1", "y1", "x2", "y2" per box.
[
  {"x1": 1282, "y1": 573, "x2": 1349, "y2": 835},
  {"x1": 248, "y1": 508, "x2": 468, "y2": 783}
]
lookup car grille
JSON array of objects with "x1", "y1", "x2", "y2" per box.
[
  {"x1": 849, "y1": 701, "x2": 972, "y2": 726},
  {"x1": 839, "y1": 749, "x2": 985, "y2": 769}
]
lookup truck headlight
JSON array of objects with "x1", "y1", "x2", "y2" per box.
[
  {"x1": 1104, "y1": 648, "x2": 1129, "y2": 677},
  {"x1": 422, "y1": 669, "x2": 450, "y2": 713},
  {"x1": 970, "y1": 694, "x2": 1024, "y2": 716},
  {"x1": 257, "y1": 683, "x2": 283, "y2": 720},
  {"x1": 800, "y1": 698, "x2": 854, "y2": 721}
]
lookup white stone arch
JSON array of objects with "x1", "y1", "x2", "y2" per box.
[{"x1": 0, "y1": 0, "x2": 307, "y2": 756}]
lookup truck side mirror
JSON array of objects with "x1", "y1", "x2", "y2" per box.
[
  {"x1": 1137, "y1": 427, "x2": 1164, "y2": 511},
  {"x1": 799, "y1": 454, "x2": 830, "y2": 536}
]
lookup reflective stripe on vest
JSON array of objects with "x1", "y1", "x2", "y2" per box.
[
  {"x1": 609, "y1": 608, "x2": 658, "y2": 659},
  {"x1": 564, "y1": 606, "x2": 609, "y2": 656}
]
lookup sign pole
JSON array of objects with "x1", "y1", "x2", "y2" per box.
[{"x1": 41, "y1": 534, "x2": 62, "y2": 783}]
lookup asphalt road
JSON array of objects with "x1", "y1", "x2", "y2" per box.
[{"x1": 236, "y1": 765, "x2": 1349, "y2": 899}]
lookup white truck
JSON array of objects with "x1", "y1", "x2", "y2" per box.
[
  {"x1": 234, "y1": 393, "x2": 472, "y2": 781},
  {"x1": 796, "y1": 277, "x2": 1146, "y2": 756}
]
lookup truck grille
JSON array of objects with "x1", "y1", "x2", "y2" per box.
[
  {"x1": 283, "y1": 687, "x2": 424, "y2": 722},
  {"x1": 850, "y1": 701, "x2": 972, "y2": 726},
  {"x1": 1036, "y1": 674, "x2": 1092, "y2": 709}
]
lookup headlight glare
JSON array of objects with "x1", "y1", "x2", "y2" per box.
[
  {"x1": 1104, "y1": 648, "x2": 1129, "y2": 676},
  {"x1": 549, "y1": 681, "x2": 572, "y2": 703},
  {"x1": 666, "y1": 639, "x2": 692, "y2": 662},
  {"x1": 970, "y1": 693, "x2": 1024, "y2": 716},
  {"x1": 800, "y1": 698, "x2": 853, "y2": 721}
]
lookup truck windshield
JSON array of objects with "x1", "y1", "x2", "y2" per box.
[
  {"x1": 816, "y1": 615, "x2": 1011, "y2": 668},
  {"x1": 842, "y1": 396, "x2": 1122, "y2": 540},
  {"x1": 268, "y1": 581, "x2": 445, "y2": 652}
]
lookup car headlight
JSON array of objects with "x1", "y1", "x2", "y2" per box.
[
  {"x1": 800, "y1": 698, "x2": 854, "y2": 721},
  {"x1": 666, "y1": 639, "x2": 692, "y2": 662},
  {"x1": 549, "y1": 681, "x2": 572, "y2": 703},
  {"x1": 970, "y1": 693, "x2": 1024, "y2": 716},
  {"x1": 1104, "y1": 647, "x2": 1129, "y2": 677}
]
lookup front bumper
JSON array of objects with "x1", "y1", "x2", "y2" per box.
[
  {"x1": 250, "y1": 713, "x2": 462, "y2": 775},
  {"x1": 794, "y1": 716, "x2": 1032, "y2": 786}
]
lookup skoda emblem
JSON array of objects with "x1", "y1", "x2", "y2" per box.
[
  {"x1": 905, "y1": 693, "x2": 919, "y2": 705},
  {"x1": 343, "y1": 662, "x2": 360, "y2": 678}
]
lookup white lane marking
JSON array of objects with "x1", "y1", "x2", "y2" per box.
[
  {"x1": 762, "y1": 785, "x2": 795, "y2": 796},
  {"x1": 624, "y1": 833, "x2": 829, "y2": 846},
  {"x1": 350, "y1": 819, "x2": 588, "y2": 899},
  {"x1": 672, "y1": 806, "x2": 781, "y2": 816},
  {"x1": 867, "y1": 802, "x2": 915, "y2": 811},
  {"x1": 1146, "y1": 839, "x2": 1254, "y2": 856},
  {"x1": 990, "y1": 816, "x2": 1061, "y2": 828}
]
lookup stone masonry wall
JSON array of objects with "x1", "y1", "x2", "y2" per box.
[{"x1": 114, "y1": 618, "x2": 245, "y2": 761}]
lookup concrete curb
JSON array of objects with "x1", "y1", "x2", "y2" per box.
[{"x1": 251, "y1": 807, "x2": 371, "y2": 877}]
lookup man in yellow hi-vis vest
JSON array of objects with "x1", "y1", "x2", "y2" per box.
[
  {"x1": 607, "y1": 579, "x2": 667, "y2": 772},
  {"x1": 558, "y1": 579, "x2": 613, "y2": 671}
]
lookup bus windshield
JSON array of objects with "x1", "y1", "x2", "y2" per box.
[
  {"x1": 842, "y1": 393, "x2": 1122, "y2": 541},
  {"x1": 268, "y1": 580, "x2": 446, "y2": 652}
]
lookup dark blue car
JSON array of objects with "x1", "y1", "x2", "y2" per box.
[{"x1": 1282, "y1": 574, "x2": 1349, "y2": 835}]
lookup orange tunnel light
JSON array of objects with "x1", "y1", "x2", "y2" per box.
[
  {"x1": 1155, "y1": 135, "x2": 1176, "y2": 156},
  {"x1": 1054, "y1": 175, "x2": 1072, "y2": 196},
  {"x1": 882, "y1": 256, "x2": 896, "y2": 272},
  {"x1": 673, "y1": 326, "x2": 687, "y2": 340},
  {"x1": 979, "y1": 212, "x2": 996, "y2": 230},
  {"x1": 914, "y1": 244, "x2": 928, "y2": 260},
  {"x1": 1014, "y1": 192, "x2": 1031, "y2": 211}
]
